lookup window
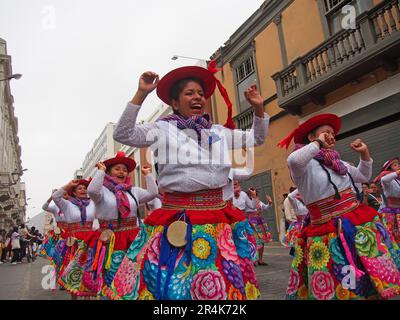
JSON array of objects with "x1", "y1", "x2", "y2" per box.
[
  {"x1": 232, "y1": 50, "x2": 259, "y2": 113},
  {"x1": 320, "y1": 0, "x2": 371, "y2": 36}
]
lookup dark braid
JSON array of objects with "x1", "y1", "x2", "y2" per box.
[
  {"x1": 347, "y1": 172, "x2": 362, "y2": 201},
  {"x1": 318, "y1": 162, "x2": 341, "y2": 200}
]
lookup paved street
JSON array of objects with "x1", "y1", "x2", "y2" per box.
[
  {"x1": 256, "y1": 242, "x2": 292, "y2": 300},
  {"x1": 0, "y1": 242, "x2": 292, "y2": 300},
  {"x1": 0, "y1": 257, "x2": 69, "y2": 300}
]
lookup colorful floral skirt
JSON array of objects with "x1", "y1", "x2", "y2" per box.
[
  {"x1": 287, "y1": 203, "x2": 400, "y2": 300},
  {"x1": 76, "y1": 219, "x2": 140, "y2": 297},
  {"x1": 247, "y1": 212, "x2": 271, "y2": 249},
  {"x1": 103, "y1": 189, "x2": 260, "y2": 300},
  {"x1": 57, "y1": 229, "x2": 98, "y2": 296},
  {"x1": 40, "y1": 231, "x2": 60, "y2": 261},
  {"x1": 284, "y1": 221, "x2": 304, "y2": 249},
  {"x1": 379, "y1": 207, "x2": 400, "y2": 245}
]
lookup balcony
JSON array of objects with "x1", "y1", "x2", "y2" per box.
[
  {"x1": 272, "y1": 0, "x2": 400, "y2": 114},
  {"x1": 233, "y1": 107, "x2": 254, "y2": 130}
]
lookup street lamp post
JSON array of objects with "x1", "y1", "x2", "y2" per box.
[
  {"x1": 0, "y1": 168, "x2": 27, "y2": 189},
  {"x1": 171, "y1": 55, "x2": 208, "y2": 68},
  {"x1": 0, "y1": 73, "x2": 22, "y2": 82}
]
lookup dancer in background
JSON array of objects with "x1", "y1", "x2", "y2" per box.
[
  {"x1": 279, "y1": 113, "x2": 400, "y2": 300},
  {"x1": 83, "y1": 152, "x2": 158, "y2": 298},
  {"x1": 374, "y1": 157, "x2": 400, "y2": 245},
  {"x1": 52, "y1": 179, "x2": 97, "y2": 299}
]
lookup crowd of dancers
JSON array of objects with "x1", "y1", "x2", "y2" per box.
[{"x1": 39, "y1": 62, "x2": 400, "y2": 300}]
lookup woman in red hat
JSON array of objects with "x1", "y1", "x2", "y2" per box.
[
  {"x1": 51, "y1": 179, "x2": 97, "y2": 298},
  {"x1": 374, "y1": 157, "x2": 400, "y2": 245},
  {"x1": 79, "y1": 152, "x2": 158, "y2": 297},
  {"x1": 283, "y1": 188, "x2": 308, "y2": 255},
  {"x1": 279, "y1": 114, "x2": 400, "y2": 300},
  {"x1": 107, "y1": 63, "x2": 269, "y2": 300},
  {"x1": 40, "y1": 189, "x2": 68, "y2": 262}
]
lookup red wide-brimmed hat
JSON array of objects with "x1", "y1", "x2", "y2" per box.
[
  {"x1": 277, "y1": 113, "x2": 341, "y2": 149},
  {"x1": 381, "y1": 157, "x2": 399, "y2": 172},
  {"x1": 157, "y1": 66, "x2": 216, "y2": 105},
  {"x1": 103, "y1": 151, "x2": 136, "y2": 173},
  {"x1": 67, "y1": 179, "x2": 90, "y2": 197},
  {"x1": 156, "y1": 61, "x2": 236, "y2": 129}
]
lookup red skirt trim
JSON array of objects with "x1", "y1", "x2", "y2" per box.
[
  {"x1": 145, "y1": 201, "x2": 245, "y2": 226},
  {"x1": 89, "y1": 227, "x2": 140, "y2": 251},
  {"x1": 302, "y1": 203, "x2": 378, "y2": 237}
]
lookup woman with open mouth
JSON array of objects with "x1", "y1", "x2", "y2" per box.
[
  {"x1": 80, "y1": 152, "x2": 158, "y2": 298},
  {"x1": 52, "y1": 179, "x2": 97, "y2": 299},
  {"x1": 279, "y1": 114, "x2": 400, "y2": 300},
  {"x1": 107, "y1": 61, "x2": 269, "y2": 300}
]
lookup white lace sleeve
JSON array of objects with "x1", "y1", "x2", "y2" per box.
[
  {"x1": 258, "y1": 200, "x2": 270, "y2": 211},
  {"x1": 134, "y1": 175, "x2": 159, "y2": 204},
  {"x1": 42, "y1": 202, "x2": 58, "y2": 216},
  {"x1": 224, "y1": 113, "x2": 269, "y2": 149},
  {"x1": 381, "y1": 172, "x2": 399, "y2": 185},
  {"x1": 288, "y1": 143, "x2": 320, "y2": 178},
  {"x1": 87, "y1": 169, "x2": 105, "y2": 204},
  {"x1": 347, "y1": 159, "x2": 373, "y2": 183},
  {"x1": 51, "y1": 188, "x2": 71, "y2": 215},
  {"x1": 113, "y1": 103, "x2": 160, "y2": 147}
]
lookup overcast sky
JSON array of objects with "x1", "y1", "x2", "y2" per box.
[{"x1": 0, "y1": 0, "x2": 264, "y2": 220}]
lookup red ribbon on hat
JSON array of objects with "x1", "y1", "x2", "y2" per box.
[
  {"x1": 277, "y1": 129, "x2": 297, "y2": 149},
  {"x1": 207, "y1": 60, "x2": 236, "y2": 129}
]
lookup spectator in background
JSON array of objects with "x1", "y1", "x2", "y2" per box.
[
  {"x1": 362, "y1": 182, "x2": 383, "y2": 211},
  {"x1": 11, "y1": 227, "x2": 21, "y2": 264},
  {"x1": 283, "y1": 186, "x2": 297, "y2": 231},
  {"x1": 278, "y1": 193, "x2": 289, "y2": 246}
]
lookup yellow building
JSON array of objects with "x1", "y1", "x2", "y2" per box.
[{"x1": 210, "y1": 0, "x2": 400, "y2": 241}]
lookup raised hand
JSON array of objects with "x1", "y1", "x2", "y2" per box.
[
  {"x1": 350, "y1": 138, "x2": 370, "y2": 161},
  {"x1": 317, "y1": 132, "x2": 335, "y2": 149},
  {"x1": 96, "y1": 162, "x2": 107, "y2": 172},
  {"x1": 265, "y1": 195, "x2": 272, "y2": 204},
  {"x1": 138, "y1": 71, "x2": 159, "y2": 95},
  {"x1": 141, "y1": 165, "x2": 152, "y2": 176},
  {"x1": 244, "y1": 85, "x2": 263, "y2": 108},
  {"x1": 248, "y1": 187, "x2": 257, "y2": 199}
]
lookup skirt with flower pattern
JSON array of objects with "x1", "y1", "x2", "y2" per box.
[
  {"x1": 379, "y1": 207, "x2": 400, "y2": 246},
  {"x1": 286, "y1": 209, "x2": 400, "y2": 300},
  {"x1": 284, "y1": 221, "x2": 304, "y2": 248},
  {"x1": 247, "y1": 212, "x2": 272, "y2": 249},
  {"x1": 104, "y1": 221, "x2": 260, "y2": 300},
  {"x1": 40, "y1": 231, "x2": 60, "y2": 261}
]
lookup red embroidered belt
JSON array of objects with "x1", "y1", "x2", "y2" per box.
[
  {"x1": 387, "y1": 197, "x2": 400, "y2": 208},
  {"x1": 98, "y1": 217, "x2": 138, "y2": 232},
  {"x1": 307, "y1": 188, "x2": 359, "y2": 225},
  {"x1": 57, "y1": 222, "x2": 67, "y2": 230},
  {"x1": 64, "y1": 221, "x2": 94, "y2": 233},
  {"x1": 161, "y1": 188, "x2": 227, "y2": 210}
]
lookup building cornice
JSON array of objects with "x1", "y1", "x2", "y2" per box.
[{"x1": 210, "y1": 0, "x2": 294, "y2": 65}]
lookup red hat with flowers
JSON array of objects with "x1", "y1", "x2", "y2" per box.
[
  {"x1": 277, "y1": 113, "x2": 341, "y2": 149},
  {"x1": 156, "y1": 60, "x2": 236, "y2": 129},
  {"x1": 103, "y1": 151, "x2": 136, "y2": 173}
]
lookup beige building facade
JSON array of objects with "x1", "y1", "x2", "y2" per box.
[{"x1": 0, "y1": 38, "x2": 27, "y2": 233}]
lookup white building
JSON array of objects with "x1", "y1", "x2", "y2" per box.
[
  {"x1": 81, "y1": 122, "x2": 122, "y2": 179},
  {"x1": 120, "y1": 102, "x2": 172, "y2": 185},
  {"x1": 0, "y1": 38, "x2": 26, "y2": 232}
]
